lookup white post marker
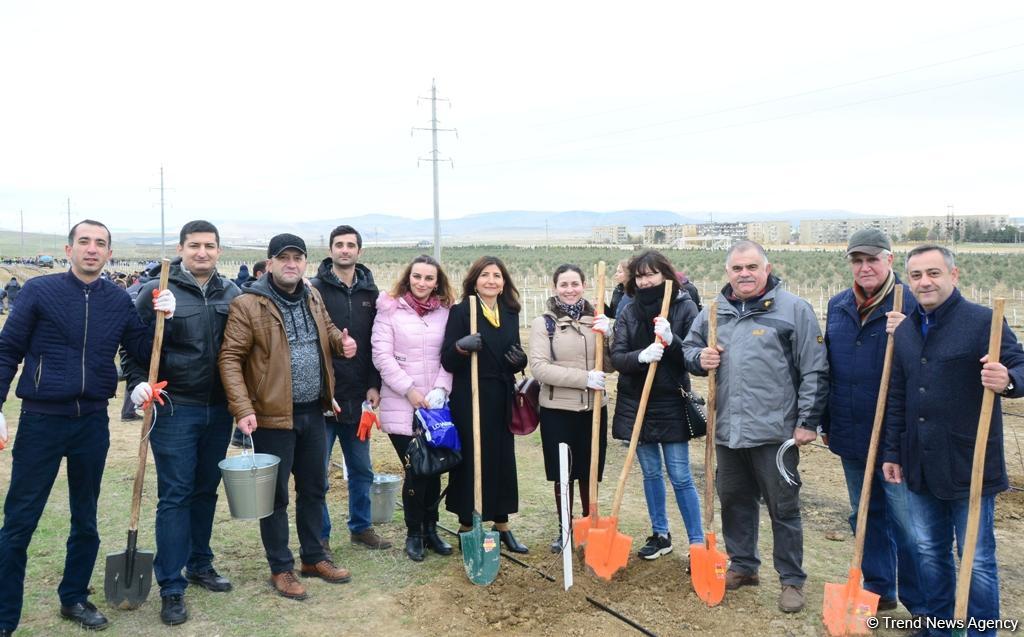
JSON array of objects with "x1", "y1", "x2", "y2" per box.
[{"x1": 559, "y1": 442, "x2": 573, "y2": 590}]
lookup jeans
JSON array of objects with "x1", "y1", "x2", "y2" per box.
[
  {"x1": 0, "y1": 411, "x2": 110, "y2": 632},
  {"x1": 908, "y1": 490, "x2": 999, "y2": 637},
  {"x1": 716, "y1": 443, "x2": 806, "y2": 586},
  {"x1": 635, "y1": 441, "x2": 704, "y2": 544},
  {"x1": 251, "y1": 407, "x2": 329, "y2": 573},
  {"x1": 149, "y1": 402, "x2": 233, "y2": 596},
  {"x1": 840, "y1": 456, "x2": 926, "y2": 614},
  {"x1": 322, "y1": 416, "x2": 373, "y2": 539}
]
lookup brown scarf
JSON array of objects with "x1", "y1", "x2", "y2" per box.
[
  {"x1": 853, "y1": 270, "x2": 895, "y2": 325},
  {"x1": 403, "y1": 291, "x2": 441, "y2": 317}
]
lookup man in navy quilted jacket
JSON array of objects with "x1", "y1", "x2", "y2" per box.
[
  {"x1": 822, "y1": 228, "x2": 925, "y2": 617},
  {"x1": 0, "y1": 220, "x2": 175, "y2": 634}
]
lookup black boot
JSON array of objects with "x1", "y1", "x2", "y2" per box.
[
  {"x1": 423, "y1": 522, "x2": 453, "y2": 556},
  {"x1": 492, "y1": 526, "x2": 529, "y2": 554},
  {"x1": 405, "y1": 527, "x2": 425, "y2": 562}
]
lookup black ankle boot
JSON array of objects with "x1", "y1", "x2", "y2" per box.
[
  {"x1": 423, "y1": 522, "x2": 453, "y2": 556},
  {"x1": 405, "y1": 529, "x2": 425, "y2": 562},
  {"x1": 492, "y1": 526, "x2": 529, "y2": 554}
]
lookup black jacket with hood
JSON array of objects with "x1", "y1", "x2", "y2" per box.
[{"x1": 310, "y1": 259, "x2": 381, "y2": 415}]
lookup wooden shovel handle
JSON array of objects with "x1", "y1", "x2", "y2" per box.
[
  {"x1": 704, "y1": 302, "x2": 718, "y2": 525},
  {"x1": 588, "y1": 261, "x2": 606, "y2": 514},
  {"x1": 954, "y1": 298, "x2": 1005, "y2": 622},
  {"x1": 850, "y1": 286, "x2": 902, "y2": 571},
  {"x1": 609, "y1": 283, "x2": 674, "y2": 517},
  {"x1": 469, "y1": 295, "x2": 483, "y2": 515},
  {"x1": 128, "y1": 259, "x2": 171, "y2": 532}
]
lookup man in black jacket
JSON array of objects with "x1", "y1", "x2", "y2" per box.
[
  {"x1": 122, "y1": 221, "x2": 241, "y2": 626},
  {"x1": 311, "y1": 225, "x2": 391, "y2": 552}
]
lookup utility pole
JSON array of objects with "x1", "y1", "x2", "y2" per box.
[{"x1": 412, "y1": 79, "x2": 457, "y2": 262}]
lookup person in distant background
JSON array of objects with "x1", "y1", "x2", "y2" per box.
[
  {"x1": 607, "y1": 259, "x2": 632, "y2": 319},
  {"x1": 4, "y1": 277, "x2": 21, "y2": 313},
  {"x1": 234, "y1": 263, "x2": 250, "y2": 287}
]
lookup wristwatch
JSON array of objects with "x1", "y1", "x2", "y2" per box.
[{"x1": 1002, "y1": 380, "x2": 1015, "y2": 397}]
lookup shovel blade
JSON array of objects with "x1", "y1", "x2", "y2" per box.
[
  {"x1": 104, "y1": 549, "x2": 154, "y2": 610},
  {"x1": 690, "y1": 532, "x2": 728, "y2": 607},
  {"x1": 459, "y1": 512, "x2": 500, "y2": 586},
  {"x1": 822, "y1": 568, "x2": 879, "y2": 636},
  {"x1": 572, "y1": 510, "x2": 613, "y2": 549},
  {"x1": 584, "y1": 516, "x2": 631, "y2": 581}
]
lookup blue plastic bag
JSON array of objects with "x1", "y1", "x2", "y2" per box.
[{"x1": 415, "y1": 405, "x2": 461, "y2": 452}]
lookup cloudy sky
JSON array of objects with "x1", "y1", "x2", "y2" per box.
[{"x1": 1, "y1": 1, "x2": 1022, "y2": 233}]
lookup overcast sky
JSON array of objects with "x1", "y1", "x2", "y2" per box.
[{"x1": 1, "y1": 1, "x2": 1022, "y2": 233}]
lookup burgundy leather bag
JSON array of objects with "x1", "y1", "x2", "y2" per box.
[{"x1": 510, "y1": 376, "x2": 540, "y2": 435}]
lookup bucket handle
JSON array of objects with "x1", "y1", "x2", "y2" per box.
[{"x1": 241, "y1": 432, "x2": 258, "y2": 472}]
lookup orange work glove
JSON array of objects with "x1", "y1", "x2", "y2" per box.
[{"x1": 356, "y1": 401, "x2": 380, "y2": 441}]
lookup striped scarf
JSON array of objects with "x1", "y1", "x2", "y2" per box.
[{"x1": 853, "y1": 270, "x2": 895, "y2": 325}]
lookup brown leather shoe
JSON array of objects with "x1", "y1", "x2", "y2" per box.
[
  {"x1": 270, "y1": 571, "x2": 308, "y2": 600},
  {"x1": 724, "y1": 569, "x2": 760, "y2": 590},
  {"x1": 778, "y1": 584, "x2": 805, "y2": 613},
  {"x1": 299, "y1": 560, "x2": 352, "y2": 584},
  {"x1": 350, "y1": 528, "x2": 392, "y2": 550}
]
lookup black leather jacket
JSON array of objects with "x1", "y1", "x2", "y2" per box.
[{"x1": 122, "y1": 259, "x2": 241, "y2": 406}]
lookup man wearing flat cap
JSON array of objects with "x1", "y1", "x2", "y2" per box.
[
  {"x1": 218, "y1": 233, "x2": 357, "y2": 600},
  {"x1": 821, "y1": 228, "x2": 925, "y2": 617}
]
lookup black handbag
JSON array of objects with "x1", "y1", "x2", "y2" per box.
[
  {"x1": 404, "y1": 431, "x2": 462, "y2": 478},
  {"x1": 681, "y1": 389, "x2": 708, "y2": 439}
]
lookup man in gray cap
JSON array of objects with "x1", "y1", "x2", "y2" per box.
[
  {"x1": 218, "y1": 233, "x2": 358, "y2": 600},
  {"x1": 820, "y1": 228, "x2": 926, "y2": 617}
]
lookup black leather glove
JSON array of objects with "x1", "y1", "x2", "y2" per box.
[
  {"x1": 456, "y1": 333, "x2": 483, "y2": 353},
  {"x1": 504, "y1": 344, "x2": 527, "y2": 370}
]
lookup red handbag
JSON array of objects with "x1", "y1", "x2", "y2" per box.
[{"x1": 510, "y1": 376, "x2": 541, "y2": 435}]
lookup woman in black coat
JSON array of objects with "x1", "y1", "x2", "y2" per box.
[
  {"x1": 610, "y1": 250, "x2": 704, "y2": 561},
  {"x1": 441, "y1": 256, "x2": 529, "y2": 553}
]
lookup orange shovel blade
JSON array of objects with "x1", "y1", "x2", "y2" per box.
[
  {"x1": 690, "y1": 532, "x2": 727, "y2": 606},
  {"x1": 584, "y1": 516, "x2": 631, "y2": 581},
  {"x1": 822, "y1": 568, "x2": 879, "y2": 636},
  {"x1": 572, "y1": 508, "x2": 612, "y2": 549}
]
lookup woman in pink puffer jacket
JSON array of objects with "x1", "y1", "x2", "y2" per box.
[{"x1": 371, "y1": 255, "x2": 455, "y2": 562}]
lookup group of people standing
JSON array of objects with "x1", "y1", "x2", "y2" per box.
[{"x1": 0, "y1": 221, "x2": 1015, "y2": 637}]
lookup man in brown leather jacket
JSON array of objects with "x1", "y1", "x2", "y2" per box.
[{"x1": 218, "y1": 233, "x2": 357, "y2": 600}]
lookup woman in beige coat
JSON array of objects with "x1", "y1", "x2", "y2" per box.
[{"x1": 529, "y1": 264, "x2": 613, "y2": 552}]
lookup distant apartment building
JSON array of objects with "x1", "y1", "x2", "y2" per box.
[
  {"x1": 697, "y1": 222, "x2": 748, "y2": 242},
  {"x1": 643, "y1": 223, "x2": 696, "y2": 245},
  {"x1": 800, "y1": 214, "x2": 1009, "y2": 244},
  {"x1": 591, "y1": 224, "x2": 630, "y2": 244},
  {"x1": 745, "y1": 221, "x2": 793, "y2": 245}
]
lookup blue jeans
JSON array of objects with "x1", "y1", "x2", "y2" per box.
[
  {"x1": 149, "y1": 402, "x2": 233, "y2": 596},
  {"x1": 908, "y1": 490, "x2": 999, "y2": 637},
  {"x1": 840, "y1": 457, "x2": 926, "y2": 614},
  {"x1": 0, "y1": 411, "x2": 110, "y2": 632},
  {"x1": 322, "y1": 418, "x2": 373, "y2": 538},
  {"x1": 635, "y1": 441, "x2": 704, "y2": 544}
]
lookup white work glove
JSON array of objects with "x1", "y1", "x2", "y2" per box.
[
  {"x1": 131, "y1": 382, "x2": 154, "y2": 408},
  {"x1": 153, "y1": 289, "x2": 176, "y2": 318},
  {"x1": 638, "y1": 342, "x2": 664, "y2": 364},
  {"x1": 653, "y1": 317, "x2": 673, "y2": 346},
  {"x1": 0, "y1": 412, "x2": 8, "y2": 449},
  {"x1": 592, "y1": 314, "x2": 611, "y2": 335},
  {"x1": 586, "y1": 370, "x2": 606, "y2": 391},
  {"x1": 425, "y1": 388, "x2": 448, "y2": 409}
]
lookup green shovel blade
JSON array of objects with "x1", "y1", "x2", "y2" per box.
[{"x1": 460, "y1": 512, "x2": 500, "y2": 586}]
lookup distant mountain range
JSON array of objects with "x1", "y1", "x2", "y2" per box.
[{"x1": 199, "y1": 209, "x2": 871, "y2": 245}]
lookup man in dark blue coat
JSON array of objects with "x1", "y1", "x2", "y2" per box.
[
  {"x1": 883, "y1": 244, "x2": 1023, "y2": 637},
  {"x1": 822, "y1": 229, "x2": 925, "y2": 617},
  {"x1": 0, "y1": 220, "x2": 175, "y2": 634}
]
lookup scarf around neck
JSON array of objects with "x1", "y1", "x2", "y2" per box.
[
  {"x1": 634, "y1": 282, "x2": 670, "y2": 321},
  {"x1": 853, "y1": 270, "x2": 895, "y2": 324},
  {"x1": 478, "y1": 295, "x2": 500, "y2": 328},
  {"x1": 553, "y1": 297, "x2": 586, "y2": 321},
  {"x1": 403, "y1": 291, "x2": 441, "y2": 317}
]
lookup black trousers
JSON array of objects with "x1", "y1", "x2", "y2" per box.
[
  {"x1": 389, "y1": 433, "x2": 442, "y2": 532},
  {"x1": 251, "y1": 405, "x2": 328, "y2": 574}
]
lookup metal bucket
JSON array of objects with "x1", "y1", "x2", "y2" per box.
[
  {"x1": 369, "y1": 473, "x2": 402, "y2": 524},
  {"x1": 219, "y1": 445, "x2": 280, "y2": 521}
]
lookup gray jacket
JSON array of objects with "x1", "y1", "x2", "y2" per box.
[{"x1": 682, "y1": 277, "x2": 829, "y2": 449}]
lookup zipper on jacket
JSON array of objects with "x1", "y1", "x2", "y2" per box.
[
  {"x1": 81, "y1": 287, "x2": 90, "y2": 413},
  {"x1": 34, "y1": 355, "x2": 43, "y2": 390}
]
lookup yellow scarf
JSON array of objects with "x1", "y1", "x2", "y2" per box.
[{"x1": 478, "y1": 295, "x2": 500, "y2": 328}]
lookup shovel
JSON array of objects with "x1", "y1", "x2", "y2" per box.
[
  {"x1": 690, "y1": 301, "x2": 728, "y2": 606},
  {"x1": 823, "y1": 286, "x2": 903, "y2": 635},
  {"x1": 460, "y1": 295, "x2": 501, "y2": 585},
  {"x1": 586, "y1": 283, "x2": 673, "y2": 580},
  {"x1": 573, "y1": 260, "x2": 609, "y2": 549},
  {"x1": 951, "y1": 298, "x2": 1004, "y2": 637},
  {"x1": 105, "y1": 259, "x2": 170, "y2": 609}
]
